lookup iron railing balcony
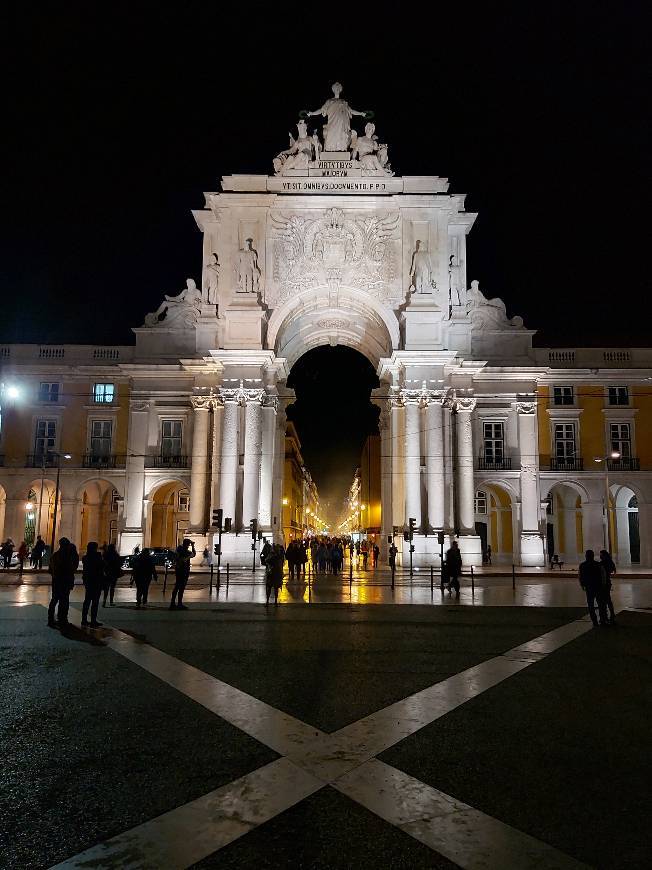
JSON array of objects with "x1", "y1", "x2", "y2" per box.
[
  {"x1": 25, "y1": 453, "x2": 59, "y2": 468},
  {"x1": 144, "y1": 454, "x2": 191, "y2": 469},
  {"x1": 477, "y1": 456, "x2": 512, "y2": 471},
  {"x1": 549, "y1": 457, "x2": 584, "y2": 472},
  {"x1": 607, "y1": 456, "x2": 640, "y2": 471},
  {"x1": 81, "y1": 453, "x2": 125, "y2": 469}
]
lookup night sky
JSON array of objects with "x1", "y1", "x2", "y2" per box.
[{"x1": 3, "y1": 6, "x2": 649, "y2": 505}]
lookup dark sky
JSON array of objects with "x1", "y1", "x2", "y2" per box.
[{"x1": 3, "y1": 5, "x2": 650, "y2": 502}]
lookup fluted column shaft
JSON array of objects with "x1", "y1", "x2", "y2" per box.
[
  {"x1": 189, "y1": 401, "x2": 210, "y2": 530},
  {"x1": 259, "y1": 400, "x2": 276, "y2": 529},
  {"x1": 242, "y1": 398, "x2": 263, "y2": 528},
  {"x1": 404, "y1": 400, "x2": 422, "y2": 528},
  {"x1": 426, "y1": 400, "x2": 445, "y2": 531},
  {"x1": 219, "y1": 399, "x2": 239, "y2": 524},
  {"x1": 456, "y1": 401, "x2": 476, "y2": 534}
]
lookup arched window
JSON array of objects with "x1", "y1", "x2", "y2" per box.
[
  {"x1": 628, "y1": 495, "x2": 638, "y2": 510},
  {"x1": 475, "y1": 490, "x2": 488, "y2": 515}
]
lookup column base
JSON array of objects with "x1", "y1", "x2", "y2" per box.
[
  {"x1": 456, "y1": 535, "x2": 483, "y2": 567},
  {"x1": 401, "y1": 534, "x2": 456, "y2": 568},
  {"x1": 211, "y1": 532, "x2": 264, "y2": 569},
  {"x1": 519, "y1": 532, "x2": 545, "y2": 567},
  {"x1": 119, "y1": 530, "x2": 144, "y2": 555}
]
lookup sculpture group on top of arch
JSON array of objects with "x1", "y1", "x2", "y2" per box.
[{"x1": 273, "y1": 82, "x2": 393, "y2": 177}]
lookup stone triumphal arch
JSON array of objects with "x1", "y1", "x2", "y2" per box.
[{"x1": 127, "y1": 82, "x2": 542, "y2": 566}]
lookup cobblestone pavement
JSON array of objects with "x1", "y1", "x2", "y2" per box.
[{"x1": 1, "y1": 592, "x2": 650, "y2": 868}]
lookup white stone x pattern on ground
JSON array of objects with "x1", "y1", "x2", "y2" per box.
[{"x1": 52, "y1": 610, "x2": 596, "y2": 870}]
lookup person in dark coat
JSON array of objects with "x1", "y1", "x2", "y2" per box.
[
  {"x1": 265, "y1": 543, "x2": 285, "y2": 606},
  {"x1": 445, "y1": 540, "x2": 462, "y2": 596},
  {"x1": 31, "y1": 535, "x2": 46, "y2": 569},
  {"x1": 81, "y1": 542, "x2": 104, "y2": 628},
  {"x1": 599, "y1": 549, "x2": 617, "y2": 624},
  {"x1": 102, "y1": 543, "x2": 123, "y2": 606},
  {"x1": 132, "y1": 548, "x2": 157, "y2": 607},
  {"x1": 47, "y1": 537, "x2": 79, "y2": 627},
  {"x1": 170, "y1": 539, "x2": 195, "y2": 610},
  {"x1": 579, "y1": 549, "x2": 608, "y2": 626}
]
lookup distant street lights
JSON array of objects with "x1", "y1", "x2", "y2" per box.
[{"x1": 593, "y1": 450, "x2": 620, "y2": 552}]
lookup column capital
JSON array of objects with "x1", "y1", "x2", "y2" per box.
[
  {"x1": 263, "y1": 395, "x2": 279, "y2": 411},
  {"x1": 218, "y1": 379, "x2": 265, "y2": 406},
  {"x1": 455, "y1": 397, "x2": 477, "y2": 413},
  {"x1": 398, "y1": 381, "x2": 445, "y2": 408},
  {"x1": 516, "y1": 401, "x2": 537, "y2": 415}
]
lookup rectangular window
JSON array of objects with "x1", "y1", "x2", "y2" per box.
[
  {"x1": 610, "y1": 423, "x2": 631, "y2": 458},
  {"x1": 110, "y1": 490, "x2": 119, "y2": 512},
  {"x1": 39, "y1": 382, "x2": 60, "y2": 403},
  {"x1": 553, "y1": 386, "x2": 574, "y2": 406},
  {"x1": 178, "y1": 492, "x2": 190, "y2": 512},
  {"x1": 483, "y1": 422, "x2": 504, "y2": 462},
  {"x1": 90, "y1": 420, "x2": 112, "y2": 457},
  {"x1": 608, "y1": 386, "x2": 629, "y2": 406},
  {"x1": 475, "y1": 490, "x2": 488, "y2": 515},
  {"x1": 34, "y1": 419, "x2": 57, "y2": 457},
  {"x1": 161, "y1": 419, "x2": 183, "y2": 456},
  {"x1": 554, "y1": 422, "x2": 576, "y2": 458},
  {"x1": 93, "y1": 383, "x2": 115, "y2": 404}
]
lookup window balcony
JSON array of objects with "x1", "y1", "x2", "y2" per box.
[
  {"x1": 81, "y1": 453, "x2": 125, "y2": 469},
  {"x1": 549, "y1": 457, "x2": 584, "y2": 472},
  {"x1": 477, "y1": 456, "x2": 512, "y2": 471},
  {"x1": 144, "y1": 454, "x2": 190, "y2": 469},
  {"x1": 25, "y1": 453, "x2": 59, "y2": 468},
  {"x1": 607, "y1": 456, "x2": 640, "y2": 471}
]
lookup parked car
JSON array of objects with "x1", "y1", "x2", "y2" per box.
[{"x1": 121, "y1": 547, "x2": 177, "y2": 571}]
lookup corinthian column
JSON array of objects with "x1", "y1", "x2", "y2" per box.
[
  {"x1": 425, "y1": 397, "x2": 445, "y2": 531},
  {"x1": 259, "y1": 396, "x2": 277, "y2": 529},
  {"x1": 219, "y1": 397, "x2": 239, "y2": 525},
  {"x1": 516, "y1": 401, "x2": 545, "y2": 565},
  {"x1": 404, "y1": 397, "x2": 422, "y2": 529},
  {"x1": 455, "y1": 397, "x2": 476, "y2": 534},
  {"x1": 242, "y1": 394, "x2": 263, "y2": 528},
  {"x1": 189, "y1": 396, "x2": 211, "y2": 531}
]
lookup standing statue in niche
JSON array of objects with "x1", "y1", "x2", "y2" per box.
[
  {"x1": 237, "y1": 238, "x2": 261, "y2": 294},
  {"x1": 306, "y1": 82, "x2": 367, "y2": 151},
  {"x1": 143, "y1": 278, "x2": 202, "y2": 328},
  {"x1": 448, "y1": 254, "x2": 466, "y2": 309},
  {"x1": 409, "y1": 240, "x2": 436, "y2": 294},
  {"x1": 203, "y1": 252, "x2": 220, "y2": 305}
]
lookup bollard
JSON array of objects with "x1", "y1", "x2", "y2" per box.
[
  {"x1": 163, "y1": 564, "x2": 168, "y2": 596},
  {"x1": 209, "y1": 563, "x2": 214, "y2": 595},
  {"x1": 430, "y1": 565, "x2": 434, "y2": 594},
  {"x1": 512, "y1": 563, "x2": 516, "y2": 591},
  {"x1": 471, "y1": 564, "x2": 475, "y2": 595},
  {"x1": 226, "y1": 562, "x2": 230, "y2": 590}
]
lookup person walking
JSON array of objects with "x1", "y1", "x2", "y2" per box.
[
  {"x1": 31, "y1": 535, "x2": 46, "y2": 570},
  {"x1": 170, "y1": 538, "x2": 195, "y2": 610},
  {"x1": 102, "y1": 543, "x2": 123, "y2": 607},
  {"x1": 317, "y1": 541, "x2": 327, "y2": 574},
  {"x1": 579, "y1": 549, "x2": 608, "y2": 627},
  {"x1": 200, "y1": 546, "x2": 211, "y2": 567},
  {"x1": 132, "y1": 548, "x2": 157, "y2": 607},
  {"x1": 599, "y1": 549, "x2": 617, "y2": 625},
  {"x1": 286, "y1": 540, "x2": 298, "y2": 581},
  {"x1": 445, "y1": 540, "x2": 462, "y2": 596},
  {"x1": 373, "y1": 543, "x2": 380, "y2": 568},
  {"x1": 47, "y1": 537, "x2": 79, "y2": 628},
  {"x1": 17, "y1": 541, "x2": 28, "y2": 573},
  {"x1": 265, "y1": 543, "x2": 285, "y2": 606},
  {"x1": 0, "y1": 539, "x2": 14, "y2": 568},
  {"x1": 81, "y1": 542, "x2": 104, "y2": 628},
  {"x1": 361, "y1": 539, "x2": 369, "y2": 570}
]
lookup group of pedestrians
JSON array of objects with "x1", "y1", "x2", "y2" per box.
[
  {"x1": 0, "y1": 536, "x2": 48, "y2": 570},
  {"x1": 579, "y1": 549, "x2": 617, "y2": 626}
]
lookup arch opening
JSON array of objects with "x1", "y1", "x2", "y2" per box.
[
  {"x1": 474, "y1": 484, "x2": 514, "y2": 564},
  {"x1": 147, "y1": 480, "x2": 190, "y2": 549},
  {"x1": 79, "y1": 479, "x2": 120, "y2": 551}
]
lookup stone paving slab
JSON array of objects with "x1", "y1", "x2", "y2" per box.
[
  {"x1": 379, "y1": 610, "x2": 652, "y2": 869},
  {"x1": 100, "y1": 604, "x2": 584, "y2": 732},
  {"x1": 190, "y1": 785, "x2": 459, "y2": 869},
  {"x1": 0, "y1": 605, "x2": 277, "y2": 870}
]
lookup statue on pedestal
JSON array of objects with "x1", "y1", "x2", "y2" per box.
[
  {"x1": 237, "y1": 239, "x2": 261, "y2": 294},
  {"x1": 143, "y1": 278, "x2": 202, "y2": 328},
  {"x1": 306, "y1": 82, "x2": 366, "y2": 151},
  {"x1": 350, "y1": 123, "x2": 393, "y2": 175},
  {"x1": 203, "y1": 252, "x2": 220, "y2": 305},
  {"x1": 273, "y1": 121, "x2": 313, "y2": 174},
  {"x1": 467, "y1": 280, "x2": 524, "y2": 329},
  {"x1": 409, "y1": 240, "x2": 436, "y2": 294}
]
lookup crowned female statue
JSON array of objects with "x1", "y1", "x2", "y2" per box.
[{"x1": 307, "y1": 82, "x2": 366, "y2": 152}]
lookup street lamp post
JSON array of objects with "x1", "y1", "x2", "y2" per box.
[
  {"x1": 594, "y1": 451, "x2": 620, "y2": 553},
  {"x1": 49, "y1": 451, "x2": 72, "y2": 555}
]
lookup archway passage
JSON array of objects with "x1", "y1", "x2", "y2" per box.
[
  {"x1": 613, "y1": 485, "x2": 640, "y2": 566},
  {"x1": 79, "y1": 480, "x2": 119, "y2": 550},
  {"x1": 474, "y1": 484, "x2": 514, "y2": 563},
  {"x1": 545, "y1": 483, "x2": 585, "y2": 565},
  {"x1": 149, "y1": 481, "x2": 190, "y2": 548},
  {"x1": 286, "y1": 345, "x2": 380, "y2": 528}
]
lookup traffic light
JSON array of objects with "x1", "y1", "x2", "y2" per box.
[
  {"x1": 387, "y1": 535, "x2": 392, "y2": 544},
  {"x1": 250, "y1": 518, "x2": 258, "y2": 539},
  {"x1": 408, "y1": 517, "x2": 416, "y2": 540},
  {"x1": 224, "y1": 517, "x2": 232, "y2": 533},
  {"x1": 213, "y1": 544, "x2": 221, "y2": 556},
  {"x1": 438, "y1": 531, "x2": 445, "y2": 545},
  {"x1": 403, "y1": 530, "x2": 410, "y2": 542},
  {"x1": 257, "y1": 530, "x2": 263, "y2": 541},
  {"x1": 211, "y1": 508, "x2": 223, "y2": 529}
]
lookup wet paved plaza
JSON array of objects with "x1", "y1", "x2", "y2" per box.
[{"x1": 1, "y1": 576, "x2": 651, "y2": 868}]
